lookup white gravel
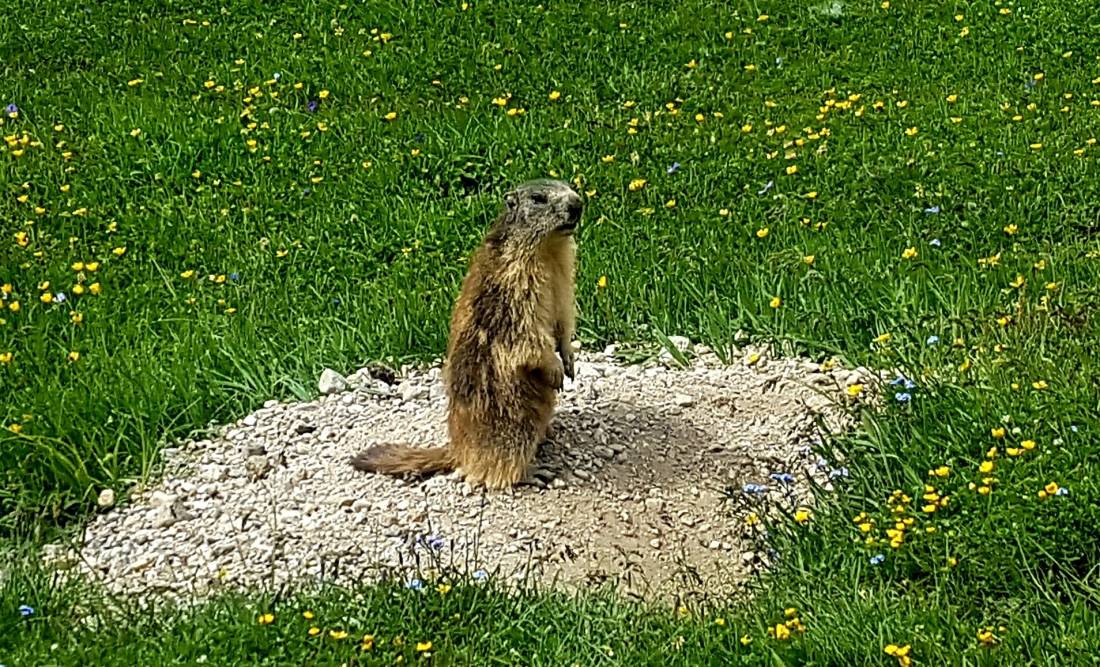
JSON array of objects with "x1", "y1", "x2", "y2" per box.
[{"x1": 43, "y1": 341, "x2": 880, "y2": 607}]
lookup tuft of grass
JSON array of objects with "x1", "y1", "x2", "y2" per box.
[{"x1": 2, "y1": 0, "x2": 1100, "y2": 662}]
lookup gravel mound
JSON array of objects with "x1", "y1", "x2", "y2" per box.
[{"x1": 44, "y1": 341, "x2": 877, "y2": 607}]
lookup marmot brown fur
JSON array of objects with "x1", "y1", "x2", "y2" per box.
[{"x1": 350, "y1": 178, "x2": 582, "y2": 489}]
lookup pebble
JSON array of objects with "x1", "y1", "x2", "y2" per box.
[
  {"x1": 318, "y1": 368, "x2": 349, "y2": 395},
  {"x1": 97, "y1": 488, "x2": 116, "y2": 509}
]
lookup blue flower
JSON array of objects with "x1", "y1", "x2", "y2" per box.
[
  {"x1": 405, "y1": 578, "x2": 423, "y2": 590},
  {"x1": 4, "y1": 103, "x2": 17, "y2": 116},
  {"x1": 894, "y1": 392, "x2": 912, "y2": 403},
  {"x1": 769, "y1": 472, "x2": 794, "y2": 485},
  {"x1": 472, "y1": 569, "x2": 489, "y2": 581},
  {"x1": 828, "y1": 467, "x2": 849, "y2": 479},
  {"x1": 869, "y1": 554, "x2": 885, "y2": 565},
  {"x1": 273, "y1": 72, "x2": 281, "y2": 81},
  {"x1": 307, "y1": 100, "x2": 319, "y2": 113},
  {"x1": 1055, "y1": 487, "x2": 1069, "y2": 496},
  {"x1": 422, "y1": 534, "x2": 445, "y2": 550},
  {"x1": 926, "y1": 335, "x2": 940, "y2": 345},
  {"x1": 54, "y1": 293, "x2": 67, "y2": 303},
  {"x1": 757, "y1": 180, "x2": 774, "y2": 195},
  {"x1": 742, "y1": 483, "x2": 769, "y2": 494},
  {"x1": 666, "y1": 162, "x2": 680, "y2": 175},
  {"x1": 228, "y1": 272, "x2": 240, "y2": 281},
  {"x1": 923, "y1": 205, "x2": 940, "y2": 214},
  {"x1": 930, "y1": 238, "x2": 942, "y2": 247},
  {"x1": 18, "y1": 604, "x2": 34, "y2": 617}
]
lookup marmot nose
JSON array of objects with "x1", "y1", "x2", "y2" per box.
[{"x1": 565, "y1": 199, "x2": 582, "y2": 223}]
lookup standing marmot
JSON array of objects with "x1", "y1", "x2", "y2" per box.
[{"x1": 350, "y1": 178, "x2": 582, "y2": 489}]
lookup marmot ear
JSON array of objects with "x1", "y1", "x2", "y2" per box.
[{"x1": 505, "y1": 190, "x2": 519, "y2": 210}]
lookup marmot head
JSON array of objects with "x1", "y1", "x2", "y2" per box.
[{"x1": 487, "y1": 179, "x2": 583, "y2": 249}]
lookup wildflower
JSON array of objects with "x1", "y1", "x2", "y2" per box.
[
  {"x1": 361, "y1": 634, "x2": 375, "y2": 650},
  {"x1": 89, "y1": 283, "x2": 102, "y2": 295},
  {"x1": 770, "y1": 623, "x2": 791, "y2": 640},
  {"x1": 130, "y1": 128, "x2": 142, "y2": 137},
  {"x1": 793, "y1": 508, "x2": 811, "y2": 524},
  {"x1": 628, "y1": 178, "x2": 646, "y2": 192},
  {"x1": 308, "y1": 626, "x2": 321, "y2": 637},
  {"x1": 757, "y1": 180, "x2": 774, "y2": 195},
  {"x1": 67, "y1": 351, "x2": 80, "y2": 362},
  {"x1": 406, "y1": 578, "x2": 424, "y2": 590},
  {"x1": 870, "y1": 554, "x2": 885, "y2": 565},
  {"x1": 112, "y1": 246, "x2": 127, "y2": 256},
  {"x1": 597, "y1": 275, "x2": 607, "y2": 289},
  {"x1": 0, "y1": 352, "x2": 11, "y2": 364},
  {"x1": 924, "y1": 205, "x2": 940, "y2": 214},
  {"x1": 1021, "y1": 439, "x2": 1036, "y2": 451},
  {"x1": 769, "y1": 296, "x2": 782, "y2": 309},
  {"x1": 257, "y1": 613, "x2": 275, "y2": 625},
  {"x1": 416, "y1": 641, "x2": 433, "y2": 652},
  {"x1": 19, "y1": 604, "x2": 34, "y2": 617},
  {"x1": 548, "y1": 90, "x2": 561, "y2": 101},
  {"x1": 846, "y1": 383, "x2": 863, "y2": 397},
  {"x1": 895, "y1": 392, "x2": 911, "y2": 403},
  {"x1": 740, "y1": 634, "x2": 753, "y2": 646},
  {"x1": 9, "y1": 301, "x2": 20, "y2": 312},
  {"x1": 1032, "y1": 380, "x2": 1048, "y2": 390},
  {"x1": 666, "y1": 162, "x2": 680, "y2": 174},
  {"x1": 329, "y1": 629, "x2": 348, "y2": 640},
  {"x1": 383, "y1": 111, "x2": 397, "y2": 121},
  {"x1": 473, "y1": 569, "x2": 489, "y2": 581},
  {"x1": 873, "y1": 332, "x2": 891, "y2": 344},
  {"x1": 901, "y1": 247, "x2": 918, "y2": 260},
  {"x1": 756, "y1": 227, "x2": 769, "y2": 238},
  {"x1": 991, "y1": 427, "x2": 1006, "y2": 439},
  {"x1": 127, "y1": 78, "x2": 144, "y2": 87},
  {"x1": 770, "y1": 472, "x2": 794, "y2": 484},
  {"x1": 930, "y1": 238, "x2": 942, "y2": 247},
  {"x1": 302, "y1": 610, "x2": 314, "y2": 620}
]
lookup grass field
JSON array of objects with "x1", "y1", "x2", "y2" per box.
[{"x1": 3, "y1": 0, "x2": 1100, "y2": 663}]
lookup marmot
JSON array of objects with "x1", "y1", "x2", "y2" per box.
[{"x1": 350, "y1": 178, "x2": 582, "y2": 489}]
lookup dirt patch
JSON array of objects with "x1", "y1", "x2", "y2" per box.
[{"x1": 44, "y1": 341, "x2": 878, "y2": 608}]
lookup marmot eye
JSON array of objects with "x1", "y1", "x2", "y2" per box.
[{"x1": 530, "y1": 192, "x2": 548, "y2": 205}]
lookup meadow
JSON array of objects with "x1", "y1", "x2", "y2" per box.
[{"x1": 3, "y1": 0, "x2": 1100, "y2": 663}]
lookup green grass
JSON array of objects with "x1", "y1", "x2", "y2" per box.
[{"x1": 3, "y1": 0, "x2": 1100, "y2": 662}]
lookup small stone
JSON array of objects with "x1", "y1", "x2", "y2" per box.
[
  {"x1": 708, "y1": 539, "x2": 721, "y2": 550},
  {"x1": 294, "y1": 422, "x2": 316, "y2": 435},
  {"x1": 643, "y1": 497, "x2": 664, "y2": 512},
  {"x1": 401, "y1": 385, "x2": 428, "y2": 402},
  {"x1": 151, "y1": 508, "x2": 177, "y2": 529},
  {"x1": 573, "y1": 469, "x2": 592, "y2": 481},
  {"x1": 242, "y1": 415, "x2": 257, "y2": 427},
  {"x1": 149, "y1": 491, "x2": 177, "y2": 509},
  {"x1": 667, "y1": 335, "x2": 691, "y2": 352},
  {"x1": 550, "y1": 478, "x2": 567, "y2": 489},
  {"x1": 594, "y1": 446, "x2": 615, "y2": 460},
  {"x1": 673, "y1": 394, "x2": 694, "y2": 407},
  {"x1": 318, "y1": 368, "x2": 349, "y2": 395},
  {"x1": 96, "y1": 488, "x2": 116, "y2": 509},
  {"x1": 649, "y1": 538, "x2": 662, "y2": 549}
]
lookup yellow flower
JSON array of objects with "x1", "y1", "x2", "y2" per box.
[
  {"x1": 0, "y1": 352, "x2": 11, "y2": 364},
  {"x1": 597, "y1": 275, "x2": 608, "y2": 289},
  {"x1": 257, "y1": 613, "x2": 275, "y2": 625},
  {"x1": 548, "y1": 90, "x2": 561, "y2": 101},
  {"x1": 437, "y1": 583, "x2": 452, "y2": 595},
  {"x1": 302, "y1": 610, "x2": 314, "y2": 620},
  {"x1": 1021, "y1": 439, "x2": 1036, "y2": 451},
  {"x1": 113, "y1": 246, "x2": 127, "y2": 256},
  {"x1": 0, "y1": 284, "x2": 10, "y2": 295},
  {"x1": 318, "y1": 89, "x2": 330, "y2": 99},
  {"x1": 740, "y1": 634, "x2": 752, "y2": 646},
  {"x1": 785, "y1": 164, "x2": 799, "y2": 175},
  {"x1": 772, "y1": 623, "x2": 791, "y2": 640},
  {"x1": 979, "y1": 460, "x2": 994, "y2": 474},
  {"x1": 67, "y1": 351, "x2": 80, "y2": 363},
  {"x1": 128, "y1": 78, "x2": 144, "y2": 87},
  {"x1": 1003, "y1": 223, "x2": 1018, "y2": 235},
  {"x1": 40, "y1": 292, "x2": 54, "y2": 304},
  {"x1": 71, "y1": 312, "x2": 83, "y2": 325},
  {"x1": 746, "y1": 352, "x2": 761, "y2": 365},
  {"x1": 873, "y1": 332, "x2": 892, "y2": 344},
  {"x1": 769, "y1": 296, "x2": 782, "y2": 309},
  {"x1": 1032, "y1": 380, "x2": 1048, "y2": 390},
  {"x1": 1029, "y1": 143, "x2": 1043, "y2": 150},
  {"x1": 383, "y1": 111, "x2": 397, "y2": 121},
  {"x1": 901, "y1": 247, "x2": 917, "y2": 259},
  {"x1": 905, "y1": 126, "x2": 918, "y2": 137},
  {"x1": 361, "y1": 634, "x2": 375, "y2": 650},
  {"x1": 180, "y1": 270, "x2": 195, "y2": 279},
  {"x1": 8, "y1": 423, "x2": 23, "y2": 434},
  {"x1": 73, "y1": 284, "x2": 85, "y2": 295},
  {"x1": 793, "y1": 508, "x2": 811, "y2": 523},
  {"x1": 308, "y1": 626, "x2": 321, "y2": 637},
  {"x1": 695, "y1": 113, "x2": 705, "y2": 123},
  {"x1": 329, "y1": 630, "x2": 348, "y2": 640},
  {"x1": 130, "y1": 128, "x2": 142, "y2": 137},
  {"x1": 756, "y1": 227, "x2": 769, "y2": 238},
  {"x1": 1044, "y1": 482, "x2": 1060, "y2": 495},
  {"x1": 802, "y1": 255, "x2": 815, "y2": 265},
  {"x1": 416, "y1": 641, "x2": 433, "y2": 652},
  {"x1": 1009, "y1": 275, "x2": 1025, "y2": 288},
  {"x1": 741, "y1": 123, "x2": 752, "y2": 133},
  {"x1": 8, "y1": 301, "x2": 20, "y2": 313},
  {"x1": 89, "y1": 283, "x2": 102, "y2": 295},
  {"x1": 991, "y1": 427, "x2": 1006, "y2": 439}
]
